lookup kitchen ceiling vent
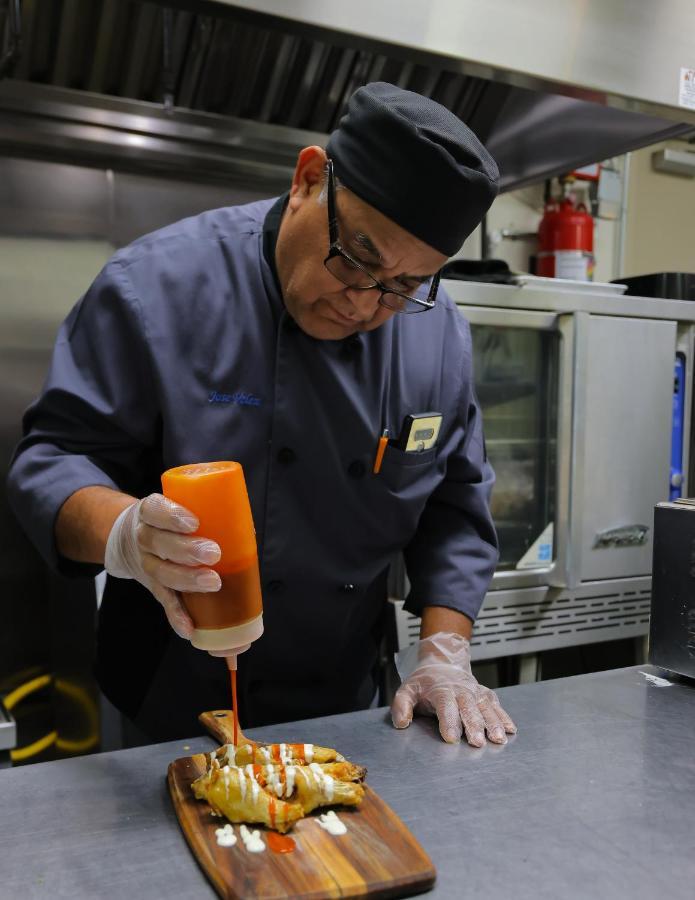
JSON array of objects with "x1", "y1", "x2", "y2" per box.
[{"x1": 0, "y1": 0, "x2": 693, "y2": 190}]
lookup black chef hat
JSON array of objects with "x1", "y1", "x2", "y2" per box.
[{"x1": 326, "y1": 82, "x2": 499, "y2": 257}]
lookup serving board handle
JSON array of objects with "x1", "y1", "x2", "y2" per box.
[{"x1": 199, "y1": 709, "x2": 246, "y2": 746}]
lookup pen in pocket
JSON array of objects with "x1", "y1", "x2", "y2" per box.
[{"x1": 373, "y1": 428, "x2": 389, "y2": 475}]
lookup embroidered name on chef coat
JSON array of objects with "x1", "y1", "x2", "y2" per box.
[{"x1": 208, "y1": 390, "x2": 262, "y2": 407}]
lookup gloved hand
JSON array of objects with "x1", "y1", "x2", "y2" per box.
[
  {"x1": 391, "y1": 631, "x2": 517, "y2": 746},
  {"x1": 104, "y1": 493, "x2": 231, "y2": 650}
]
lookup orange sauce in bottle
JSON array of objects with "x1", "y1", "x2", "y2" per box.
[{"x1": 161, "y1": 461, "x2": 264, "y2": 652}]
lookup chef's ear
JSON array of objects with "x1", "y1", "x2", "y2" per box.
[{"x1": 288, "y1": 146, "x2": 327, "y2": 207}]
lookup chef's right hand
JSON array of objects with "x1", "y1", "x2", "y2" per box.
[{"x1": 104, "y1": 493, "x2": 221, "y2": 641}]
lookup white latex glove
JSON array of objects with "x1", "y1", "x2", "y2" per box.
[
  {"x1": 104, "y1": 493, "x2": 248, "y2": 659},
  {"x1": 391, "y1": 631, "x2": 517, "y2": 746}
]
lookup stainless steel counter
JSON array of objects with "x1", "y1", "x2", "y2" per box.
[{"x1": 1, "y1": 665, "x2": 693, "y2": 899}]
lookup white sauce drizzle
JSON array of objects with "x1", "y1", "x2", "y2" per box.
[
  {"x1": 215, "y1": 824, "x2": 237, "y2": 847},
  {"x1": 239, "y1": 825, "x2": 265, "y2": 853},
  {"x1": 304, "y1": 744, "x2": 314, "y2": 763},
  {"x1": 244, "y1": 764, "x2": 260, "y2": 803},
  {"x1": 316, "y1": 811, "x2": 347, "y2": 836},
  {"x1": 264, "y1": 763, "x2": 283, "y2": 798},
  {"x1": 238, "y1": 767, "x2": 247, "y2": 801},
  {"x1": 309, "y1": 762, "x2": 333, "y2": 800},
  {"x1": 278, "y1": 742, "x2": 292, "y2": 765},
  {"x1": 285, "y1": 765, "x2": 296, "y2": 798}
]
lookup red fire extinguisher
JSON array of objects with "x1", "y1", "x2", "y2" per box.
[{"x1": 537, "y1": 194, "x2": 594, "y2": 281}]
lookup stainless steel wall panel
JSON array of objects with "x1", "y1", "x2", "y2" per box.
[
  {"x1": 110, "y1": 171, "x2": 270, "y2": 246},
  {"x1": 0, "y1": 154, "x2": 276, "y2": 249},
  {"x1": 0, "y1": 158, "x2": 110, "y2": 239}
]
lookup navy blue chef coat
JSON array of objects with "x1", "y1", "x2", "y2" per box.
[{"x1": 7, "y1": 197, "x2": 498, "y2": 739}]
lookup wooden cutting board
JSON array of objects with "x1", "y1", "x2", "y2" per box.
[{"x1": 167, "y1": 710, "x2": 436, "y2": 899}]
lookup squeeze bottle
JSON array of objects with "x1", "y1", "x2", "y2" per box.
[{"x1": 161, "y1": 461, "x2": 264, "y2": 652}]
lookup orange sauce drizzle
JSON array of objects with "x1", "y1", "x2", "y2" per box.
[
  {"x1": 230, "y1": 668, "x2": 239, "y2": 746},
  {"x1": 290, "y1": 743, "x2": 305, "y2": 762},
  {"x1": 268, "y1": 796, "x2": 276, "y2": 829},
  {"x1": 267, "y1": 832, "x2": 296, "y2": 854}
]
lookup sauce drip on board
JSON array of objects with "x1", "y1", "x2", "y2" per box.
[{"x1": 267, "y1": 832, "x2": 296, "y2": 854}]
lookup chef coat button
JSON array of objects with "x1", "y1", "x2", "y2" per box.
[
  {"x1": 277, "y1": 447, "x2": 296, "y2": 464},
  {"x1": 347, "y1": 460, "x2": 365, "y2": 478},
  {"x1": 342, "y1": 337, "x2": 361, "y2": 357},
  {"x1": 266, "y1": 580, "x2": 285, "y2": 593},
  {"x1": 340, "y1": 583, "x2": 356, "y2": 593}
]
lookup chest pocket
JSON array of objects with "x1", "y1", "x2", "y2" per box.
[{"x1": 378, "y1": 444, "x2": 439, "y2": 494}]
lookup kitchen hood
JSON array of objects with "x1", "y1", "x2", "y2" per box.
[{"x1": 0, "y1": 0, "x2": 693, "y2": 191}]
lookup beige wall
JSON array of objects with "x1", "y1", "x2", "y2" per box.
[{"x1": 623, "y1": 141, "x2": 695, "y2": 277}]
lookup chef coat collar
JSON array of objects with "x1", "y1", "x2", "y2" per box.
[{"x1": 262, "y1": 192, "x2": 288, "y2": 298}]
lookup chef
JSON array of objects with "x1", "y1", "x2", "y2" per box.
[{"x1": 8, "y1": 82, "x2": 516, "y2": 747}]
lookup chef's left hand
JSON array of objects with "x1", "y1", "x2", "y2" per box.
[{"x1": 391, "y1": 631, "x2": 517, "y2": 746}]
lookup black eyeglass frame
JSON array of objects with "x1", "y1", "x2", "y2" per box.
[{"x1": 322, "y1": 159, "x2": 441, "y2": 314}]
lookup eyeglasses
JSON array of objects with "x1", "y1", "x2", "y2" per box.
[{"x1": 322, "y1": 159, "x2": 440, "y2": 314}]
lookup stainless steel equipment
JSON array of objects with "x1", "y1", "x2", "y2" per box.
[
  {"x1": 649, "y1": 499, "x2": 695, "y2": 679},
  {"x1": 0, "y1": 701, "x2": 16, "y2": 769},
  {"x1": 394, "y1": 278, "x2": 695, "y2": 661},
  {"x1": 0, "y1": 0, "x2": 693, "y2": 191}
]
